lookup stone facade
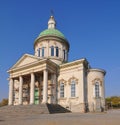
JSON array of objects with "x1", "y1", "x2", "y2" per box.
[{"x1": 7, "y1": 16, "x2": 106, "y2": 113}]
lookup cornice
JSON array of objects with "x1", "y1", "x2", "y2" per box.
[
  {"x1": 8, "y1": 58, "x2": 58, "y2": 74},
  {"x1": 60, "y1": 58, "x2": 88, "y2": 69},
  {"x1": 88, "y1": 68, "x2": 106, "y2": 75},
  {"x1": 34, "y1": 35, "x2": 70, "y2": 51}
]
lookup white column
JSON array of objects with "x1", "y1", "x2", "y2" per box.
[
  {"x1": 53, "y1": 74, "x2": 57, "y2": 104},
  {"x1": 8, "y1": 78, "x2": 14, "y2": 105},
  {"x1": 42, "y1": 69, "x2": 48, "y2": 103},
  {"x1": 19, "y1": 76, "x2": 23, "y2": 105},
  {"x1": 30, "y1": 73, "x2": 35, "y2": 104}
]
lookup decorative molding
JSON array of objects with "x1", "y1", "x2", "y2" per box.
[
  {"x1": 92, "y1": 78, "x2": 102, "y2": 86},
  {"x1": 58, "y1": 78, "x2": 67, "y2": 86},
  {"x1": 58, "y1": 97, "x2": 67, "y2": 100},
  {"x1": 68, "y1": 76, "x2": 78, "y2": 85}
]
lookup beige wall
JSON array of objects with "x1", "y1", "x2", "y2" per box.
[
  {"x1": 34, "y1": 40, "x2": 68, "y2": 65},
  {"x1": 87, "y1": 69, "x2": 105, "y2": 111},
  {"x1": 58, "y1": 63, "x2": 87, "y2": 112}
]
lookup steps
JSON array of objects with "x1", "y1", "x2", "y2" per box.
[
  {"x1": 47, "y1": 104, "x2": 71, "y2": 114},
  {"x1": 0, "y1": 104, "x2": 71, "y2": 116}
]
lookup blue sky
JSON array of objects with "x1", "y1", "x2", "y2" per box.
[{"x1": 0, "y1": 0, "x2": 120, "y2": 101}]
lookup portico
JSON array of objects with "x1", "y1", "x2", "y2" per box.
[{"x1": 8, "y1": 56, "x2": 58, "y2": 106}]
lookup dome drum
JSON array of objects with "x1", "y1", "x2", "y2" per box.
[{"x1": 34, "y1": 16, "x2": 70, "y2": 65}]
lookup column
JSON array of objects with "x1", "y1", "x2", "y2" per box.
[
  {"x1": 30, "y1": 73, "x2": 35, "y2": 104},
  {"x1": 8, "y1": 78, "x2": 14, "y2": 105},
  {"x1": 53, "y1": 74, "x2": 57, "y2": 104},
  {"x1": 19, "y1": 76, "x2": 23, "y2": 105},
  {"x1": 42, "y1": 69, "x2": 48, "y2": 103}
]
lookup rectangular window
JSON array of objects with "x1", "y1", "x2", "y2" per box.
[
  {"x1": 60, "y1": 83, "x2": 64, "y2": 97},
  {"x1": 38, "y1": 48, "x2": 40, "y2": 57},
  {"x1": 56, "y1": 47, "x2": 59, "y2": 57},
  {"x1": 71, "y1": 81, "x2": 76, "y2": 97},
  {"x1": 63, "y1": 50, "x2": 65, "y2": 60},
  {"x1": 51, "y1": 46, "x2": 54, "y2": 56},
  {"x1": 42, "y1": 47, "x2": 44, "y2": 57},
  {"x1": 95, "y1": 83, "x2": 99, "y2": 98}
]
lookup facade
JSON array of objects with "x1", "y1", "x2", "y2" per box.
[{"x1": 8, "y1": 16, "x2": 106, "y2": 112}]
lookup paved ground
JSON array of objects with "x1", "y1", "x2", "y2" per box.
[{"x1": 0, "y1": 110, "x2": 120, "y2": 125}]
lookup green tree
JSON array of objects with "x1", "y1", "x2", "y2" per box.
[{"x1": 106, "y1": 96, "x2": 120, "y2": 109}]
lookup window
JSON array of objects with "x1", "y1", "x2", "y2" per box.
[
  {"x1": 63, "y1": 50, "x2": 65, "y2": 60},
  {"x1": 38, "y1": 48, "x2": 40, "y2": 57},
  {"x1": 56, "y1": 47, "x2": 59, "y2": 57},
  {"x1": 71, "y1": 80, "x2": 76, "y2": 97},
  {"x1": 95, "y1": 82, "x2": 100, "y2": 98},
  {"x1": 60, "y1": 83, "x2": 64, "y2": 97},
  {"x1": 42, "y1": 47, "x2": 44, "y2": 57},
  {"x1": 51, "y1": 46, "x2": 54, "y2": 56}
]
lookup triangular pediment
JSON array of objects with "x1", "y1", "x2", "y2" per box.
[{"x1": 11, "y1": 54, "x2": 40, "y2": 69}]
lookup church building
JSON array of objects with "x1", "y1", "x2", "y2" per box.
[{"x1": 8, "y1": 15, "x2": 106, "y2": 113}]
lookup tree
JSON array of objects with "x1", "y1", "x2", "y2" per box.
[
  {"x1": 106, "y1": 96, "x2": 120, "y2": 109},
  {"x1": 0, "y1": 98, "x2": 8, "y2": 107}
]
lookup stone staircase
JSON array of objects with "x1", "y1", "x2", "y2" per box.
[
  {"x1": 0, "y1": 104, "x2": 71, "y2": 116},
  {"x1": 47, "y1": 104, "x2": 71, "y2": 114}
]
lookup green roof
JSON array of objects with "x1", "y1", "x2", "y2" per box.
[{"x1": 38, "y1": 29, "x2": 66, "y2": 39}]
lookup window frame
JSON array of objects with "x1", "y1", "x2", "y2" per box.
[
  {"x1": 56, "y1": 46, "x2": 59, "y2": 57},
  {"x1": 38, "y1": 48, "x2": 40, "y2": 57},
  {"x1": 95, "y1": 82, "x2": 100, "y2": 98},
  {"x1": 51, "y1": 46, "x2": 54, "y2": 56},
  {"x1": 42, "y1": 47, "x2": 44, "y2": 57},
  {"x1": 71, "y1": 80, "x2": 76, "y2": 97},
  {"x1": 63, "y1": 50, "x2": 65, "y2": 60},
  {"x1": 60, "y1": 82, "x2": 64, "y2": 98}
]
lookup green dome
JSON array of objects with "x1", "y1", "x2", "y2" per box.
[{"x1": 38, "y1": 29, "x2": 66, "y2": 39}]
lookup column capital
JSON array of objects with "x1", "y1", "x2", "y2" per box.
[{"x1": 44, "y1": 68, "x2": 48, "y2": 71}]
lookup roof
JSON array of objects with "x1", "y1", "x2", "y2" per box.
[{"x1": 38, "y1": 29, "x2": 66, "y2": 39}]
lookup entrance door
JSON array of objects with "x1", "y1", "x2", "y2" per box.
[{"x1": 34, "y1": 88, "x2": 39, "y2": 104}]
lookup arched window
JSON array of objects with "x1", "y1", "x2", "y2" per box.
[
  {"x1": 51, "y1": 46, "x2": 54, "y2": 56},
  {"x1": 95, "y1": 82, "x2": 100, "y2": 98},
  {"x1": 38, "y1": 48, "x2": 40, "y2": 57},
  {"x1": 56, "y1": 47, "x2": 59, "y2": 57},
  {"x1": 71, "y1": 80, "x2": 76, "y2": 97},
  {"x1": 42, "y1": 47, "x2": 44, "y2": 57},
  {"x1": 60, "y1": 83, "x2": 64, "y2": 97}
]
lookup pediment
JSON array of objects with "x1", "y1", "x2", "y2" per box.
[{"x1": 11, "y1": 54, "x2": 39, "y2": 69}]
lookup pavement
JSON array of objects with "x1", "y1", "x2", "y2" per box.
[{"x1": 0, "y1": 110, "x2": 120, "y2": 125}]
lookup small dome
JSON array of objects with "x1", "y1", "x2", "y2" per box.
[
  {"x1": 34, "y1": 16, "x2": 69, "y2": 48},
  {"x1": 38, "y1": 29, "x2": 66, "y2": 39}
]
